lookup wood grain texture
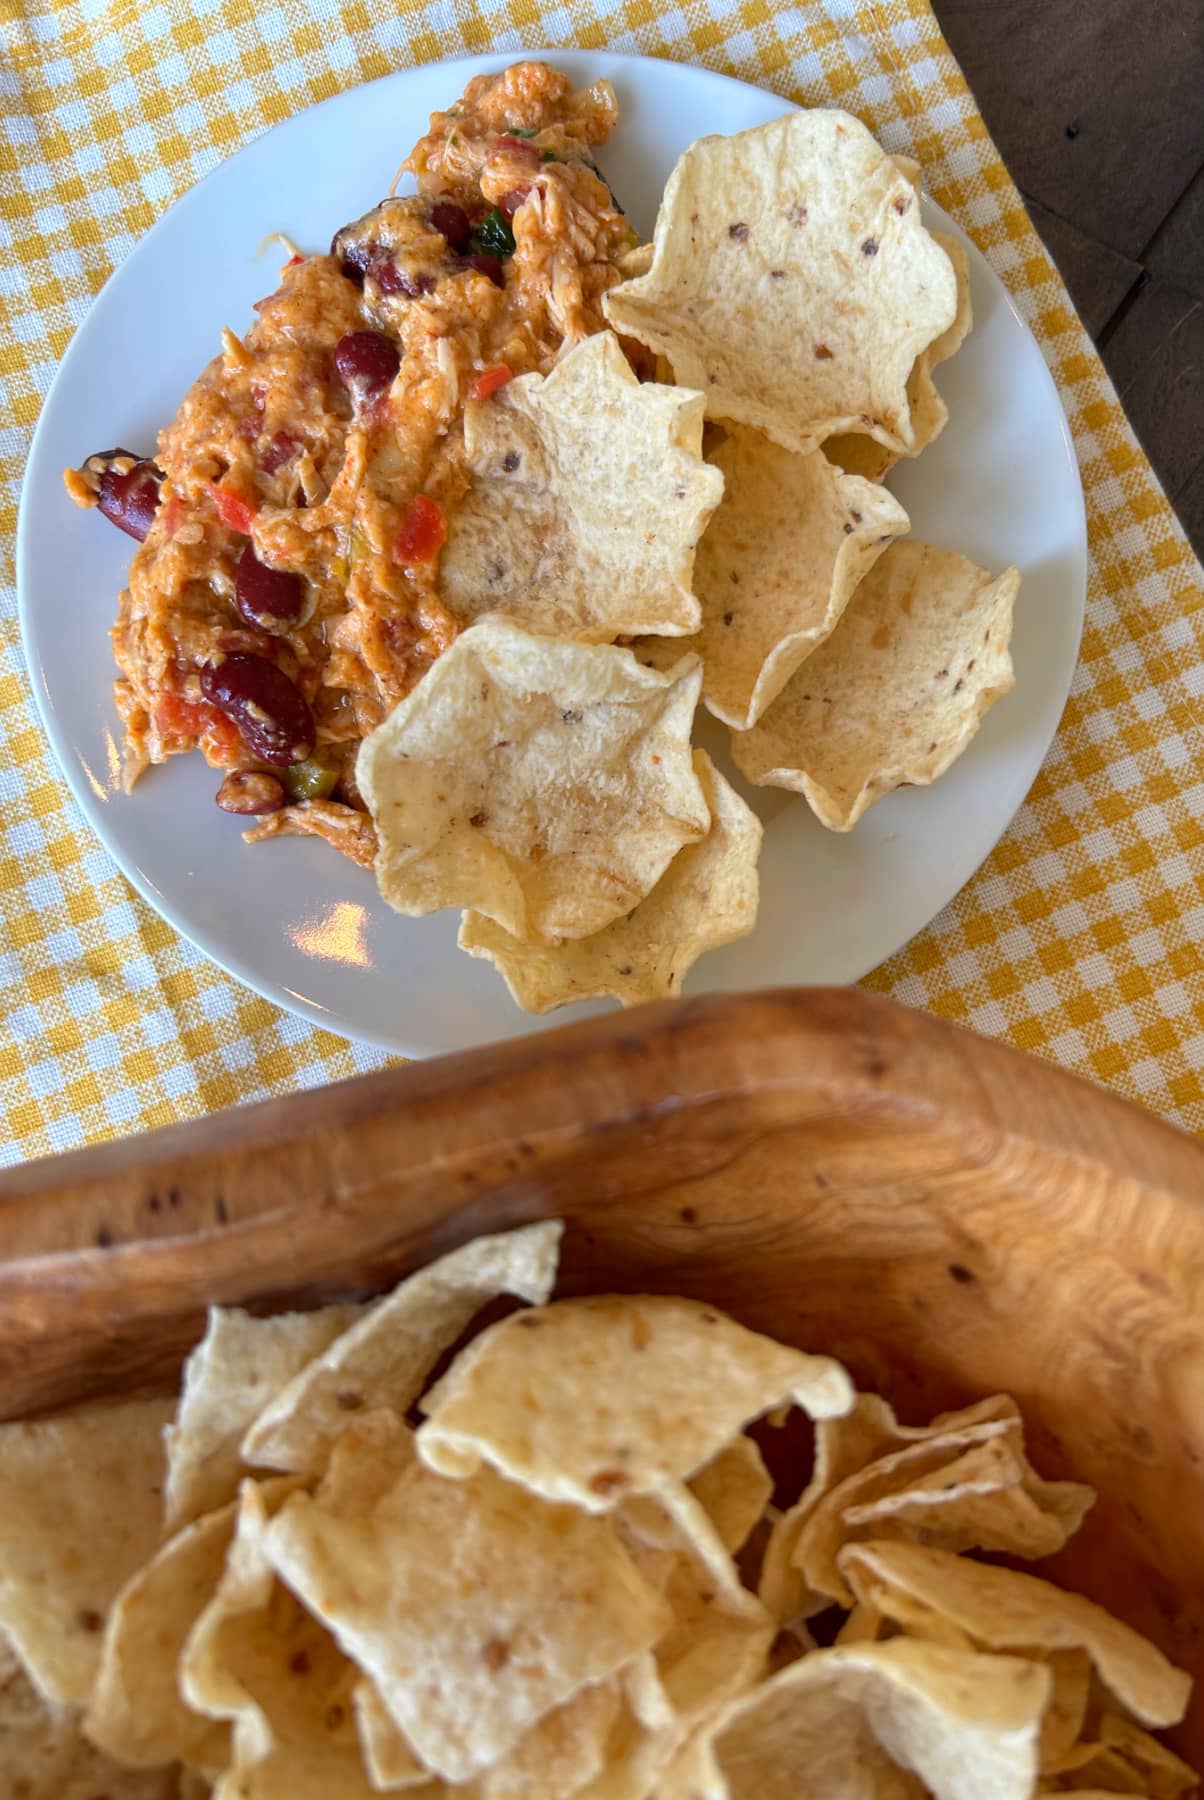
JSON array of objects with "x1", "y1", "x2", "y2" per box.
[
  {"x1": 1101, "y1": 279, "x2": 1204, "y2": 503},
  {"x1": 1, "y1": 988, "x2": 1203, "y2": 1760},
  {"x1": 933, "y1": 0, "x2": 1204, "y2": 261}
]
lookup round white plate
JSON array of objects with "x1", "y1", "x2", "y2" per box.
[{"x1": 19, "y1": 51, "x2": 1087, "y2": 1056}]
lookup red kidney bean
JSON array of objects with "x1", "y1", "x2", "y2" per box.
[
  {"x1": 454, "y1": 252, "x2": 505, "y2": 287},
  {"x1": 375, "y1": 260, "x2": 434, "y2": 298},
  {"x1": 91, "y1": 451, "x2": 163, "y2": 541},
  {"x1": 200, "y1": 654, "x2": 315, "y2": 766},
  {"x1": 235, "y1": 543, "x2": 305, "y2": 632},
  {"x1": 431, "y1": 200, "x2": 471, "y2": 253},
  {"x1": 261, "y1": 430, "x2": 300, "y2": 474},
  {"x1": 331, "y1": 203, "x2": 389, "y2": 283},
  {"x1": 215, "y1": 770, "x2": 286, "y2": 814},
  {"x1": 333, "y1": 330, "x2": 401, "y2": 406}
]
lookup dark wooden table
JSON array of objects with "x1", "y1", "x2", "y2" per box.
[{"x1": 932, "y1": 0, "x2": 1204, "y2": 558}]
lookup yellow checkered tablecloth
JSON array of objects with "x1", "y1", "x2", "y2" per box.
[{"x1": 1, "y1": 0, "x2": 1201, "y2": 1162}]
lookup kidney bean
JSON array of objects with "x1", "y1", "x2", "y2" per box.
[
  {"x1": 375, "y1": 260, "x2": 435, "y2": 298},
  {"x1": 333, "y1": 330, "x2": 401, "y2": 406},
  {"x1": 235, "y1": 543, "x2": 305, "y2": 632},
  {"x1": 454, "y1": 252, "x2": 505, "y2": 287},
  {"x1": 431, "y1": 200, "x2": 471, "y2": 253},
  {"x1": 89, "y1": 450, "x2": 163, "y2": 541},
  {"x1": 200, "y1": 654, "x2": 315, "y2": 766},
  {"x1": 330, "y1": 203, "x2": 389, "y2": 282},
  {"x1": 215, "y1": 770, "x2": 286, "y2": 814},
  {"x1": 261, "y1": 430, "x2": 300, "y2": 474}
]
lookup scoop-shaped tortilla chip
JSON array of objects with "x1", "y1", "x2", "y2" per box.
[
  {"x1": 0, "y1": 1632, "x2": 184, "y2": 1800},
  {"x1": 794, "y1": 1431, "x2": 1094, "y2": 1609},
  {"x1": 825, "y1": 231, "x2": 973, "y2": 481},
  {"x1": 640, "y1": 428, "x2": 908, "y2": 730},
  {"x1": 732, "y1": 541, "x2": 1019, "y2": 829},
  {"x1": 242, "y1": 1222, "x2": 561, "y2": 1479},
  {"x1": 165, "y1": 1302, "x2": 366, "y2": 1531},
  {"x1": 263, "y1": 1452, "x2": 671, "y2": 1783},
  {"x1": 658, "y1": 1638, "x2": 1049, "y2": 1800},
  {"x1": 604, "y1": 109, "x2": 957, "y2": 457},
  {"x1": 358, "y1": 620, "x2": 709, "y2": 943},
  {"x1": 416, "y1": 1293, "x2": 852, "y2": 1508},
  {"x1": 687, "y1": 1435, "x2": 774, "y2": 1557},
  {"x1": 457, "y1": 750, "x2": 761, "y2": 1010},
  {"x1": 759, "y1": 1393, "x2": 1021, "y2": 1624},
  {"x1": 840, "y1": 1542, "x2": 1192, "y2": 1730},
  {"x1": 440, "y1": 331, "x2": 722, "y2": 641},
  {"x1": 0, "y1": 1396, "x2": 173, "y2": 1705},
  {"x1": 85, "y1": 1500, "x2": 236, "y2": 1774},
  {"x1": 180, "y1": 1476, "x2": 376, "y2": 1800}
]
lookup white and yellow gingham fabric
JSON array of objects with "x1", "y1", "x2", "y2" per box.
[{"x1": 1, "y1": 0, "x2": 1202, "y2": 1162}]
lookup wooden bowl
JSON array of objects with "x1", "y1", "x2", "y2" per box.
[{"x1": 2, "y1": 987, "x2": 1203, "y2": 1763}]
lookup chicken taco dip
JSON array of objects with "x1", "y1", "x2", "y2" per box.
[{"x1": 65, "y1": 60, "x2": 1019, "y2": 1012}]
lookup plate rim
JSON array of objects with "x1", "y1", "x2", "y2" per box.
[{"x1": 16, "y1": 47, "x2": 1089, "y2": 1054}]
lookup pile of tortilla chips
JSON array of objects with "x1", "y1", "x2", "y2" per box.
[
  {"x1": 0, "y1": 1222, "x2": 1194, "y2": 1798},
  {"x1": 355, "y1": 102, "x2": 1022, "y2": 1013}
]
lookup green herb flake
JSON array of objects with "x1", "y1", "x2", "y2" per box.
[{"x1": 470, "y1": 208, "x2": 517, "y2": 259}]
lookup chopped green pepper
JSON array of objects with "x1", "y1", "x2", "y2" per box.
[
  {"x1": 284, "y1": 756, "x2": 339, "y2": 803},
  {"x1": 540, "y1": 149, "x2": 558, "y2": 163},
  {"x1": 505, "y1": 125, "x2": 540, "y2": 138},
  {"x1": 470, "y1": 208, "x2": 516, "y2": 259}
]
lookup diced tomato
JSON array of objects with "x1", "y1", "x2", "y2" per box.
[
  {"x1": 394, "y1": 494, "x2": 447, "y2": 566},
  {"x1": 287, "y1": 254, "x2": 305, "y2": 267},
  {"x1": 499, "y1": 187, "x2": 531, "y2": 218},
  {"x1": 208, "y1": 482, "x2": 258, "y2": 534},
  {"x1": 154, "y1": 690, "x2": 241, "y2": 762},
  {"x1": 470, "y1": 363, "x2": 513, "y2": 401}
]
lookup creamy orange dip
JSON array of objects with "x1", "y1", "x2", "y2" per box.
[{"x1": 65, "y1": 63, "x2": 635, "y2": 866}]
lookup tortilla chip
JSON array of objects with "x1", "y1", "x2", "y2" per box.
[
  {"x1": 242, "y1": 1222, "x2": 561, "y2": 1479},
  {"x1": 468, "y1": 1678, "x2": 623, "y2": 1799},
  {"x1": 180, "y1": 1477, "x2": 376, "y2": 1800},
  {"x1": 658, "y1": 1638, "x2": 1049, "y2": 1799},
  {"x1": 264, "y1": 1452, "x2": 670, "y2": 1784},
  {"x1": 732, "y1": 541, "x2": 1019, "y2": 829},
  {"x1": 1038, "y1": 1651, "x2": 1093, "y2": 1772},
  {"x1": 0, "y1": 1396, "x2": 173, "y2": 1705},
  {"x1": 759, "y1": 1393, "x2": 1021, "y2": 1624},
  {"x1": 687, "y1": 1434, "x2": 774, "y2": 1556},
  {"x1": 165, "y1": 1303, "x2": 366, "y2": 1531},
  {"x1": 440, "y1": 331, "x2": 722, "y2": 641},
  {"x1": 840, "y1": 1542, "x2": 1192, "y2": 1729},
  {"x1": 457, "y1": 750, "x2": 761, "y2": 1010},
  {"x1": 351, "y1": 1678, "x2": 432, "y2": 1790},
  {"x1": 0, "y1": 1631, "x2": 185, "y2": 1800},
  {"x1": 616, "y1": 1483, "x2": 772, "y2": 1726},
  {"x1": 85, "y1": 1501, "x2": 236, "y2": 1774},
  {"x1": 640, "y1": 427, "x2": 908, "y2": 730},
  {"x1": 358, "y1": 620, "x2": 709, "y2": 943},
  {"x1": 604, "y1": 109, "x2": 957, "y2": 457},
  {"x1": 417, "y1": 1293, "x2": 852, "y2": 1507},
  {"x1": 1048, "y1": 1710, "x2": 1198, "y2": 1796},
  {"x1": 574, "y1": 1657, "x2": 680, "y2": 1800},
  {"x1": 825, "y1": 231, "x2": 973, "y2": 481},
  {"x1": 796, "y1": 1431, "x2": 1094, "y2": 1608}
]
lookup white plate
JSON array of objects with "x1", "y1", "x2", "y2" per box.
[{"x1": 18, "y1": 51, "x2": 1087, "y2": 1056}]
